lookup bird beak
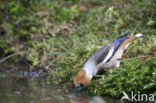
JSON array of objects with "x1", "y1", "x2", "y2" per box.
[{"x1": 76, "y1": 86, "x2": 84, "y2": 94}]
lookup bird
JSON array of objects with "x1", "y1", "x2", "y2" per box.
[{"x1": 73, "y1": 32, "x2": 142, "y2": 93}]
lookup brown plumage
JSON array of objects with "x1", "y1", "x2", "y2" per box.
[
  {"x1": 120, "y1": 36, "x2": 138, "y2": 50},
  {"x1": 74, "y1": 69, "x2": 91, "y2": 87}
]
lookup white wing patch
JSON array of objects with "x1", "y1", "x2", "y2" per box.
[{"x1": 102, "y1": 45, "x2": 114, "y2": 63}]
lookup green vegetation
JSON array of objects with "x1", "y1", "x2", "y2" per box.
[{"x1": 0, "y1": 0, "x2": 156, "y2": 98}]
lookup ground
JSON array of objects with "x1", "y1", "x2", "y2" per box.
[{"x1": 0, "y1": 0, "x2": 156, "y2": 98}]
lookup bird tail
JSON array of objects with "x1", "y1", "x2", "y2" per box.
[
  {"x1": 120, "y1": 33, "x2": 143, "y2": 49},
  {"x1": 124, "y1": 32, "x2": 131, "y2": 36},
  {"x1": 127, "y1": 33, "x2": 142, "y2": 42},
  {"x1": 116, "y1": 32, "x2": 131, "y2": 42},
  {"x1": 117, "y1": 32, "x2": 130, "y2": 40}
]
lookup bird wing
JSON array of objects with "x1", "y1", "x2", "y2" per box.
[
  {"x1": 88, "y1": 42, "x2": 113, "y2": 65},
  {"x1": 85, "y1": 33, "x2": 142, "y2": 71},
  {"x1": 106, "y1": 33, "x2": 141, "y2": 63},
  {"x1": 89, "y1": 32, "x2": 130, "y2": 66},
  {"x1": 106, "y1": 33, "x2": 130, "y2": 63}
]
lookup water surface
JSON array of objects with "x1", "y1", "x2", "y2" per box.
[{"x1": 0, "y1": 64, "x2": 120, "y2": 103}]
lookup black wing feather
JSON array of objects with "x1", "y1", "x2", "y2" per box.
[{"x1": 89, "y1": 43, "x2": 111, "y2": 65}]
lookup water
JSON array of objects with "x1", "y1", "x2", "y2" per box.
[{"x1": 0, "y1": 64, "x2": 120, "y2": 103}]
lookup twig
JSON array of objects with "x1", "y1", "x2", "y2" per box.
[
  {"x1": 0, "y1": 52, "x2": 20, "y2": 64},
  {"x1": 120, "y1": 55, "x2": 147, "y2": 62}
]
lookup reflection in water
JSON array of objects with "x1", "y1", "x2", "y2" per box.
[
  {"x1": 0, "y1": 65, "x2": 120, "y2": 103},
  {"x1": 92, "y1": 96, "x2": 107, "y2": 103}
]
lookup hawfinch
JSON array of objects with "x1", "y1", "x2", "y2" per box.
[{"x1": 74, "y1": 32, "x2": 142, "y2": 93}]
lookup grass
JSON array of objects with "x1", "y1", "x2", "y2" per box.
[{"x1": 0, "y1": 0, "x2": 156, "y2": 98}]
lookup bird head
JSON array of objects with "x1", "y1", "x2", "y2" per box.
[{"x1": 73, "y1": 69, "x2": 91, "y2": 93}]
